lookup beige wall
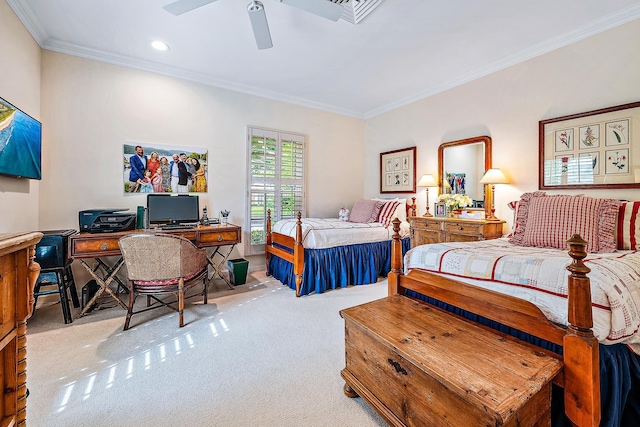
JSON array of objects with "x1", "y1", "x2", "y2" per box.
[
  {"x1": 4, "y1": 4, "x2": 640, "y2": 240},
  {"x1": 38, "y1": 52, "x2": 365, "y2": 256},
  {"x1": 366, "y1": 19, "x2": 640, "y2": 231},
  {"x1": 0, "y1": 1, "x2": 41, "y2": 233}
]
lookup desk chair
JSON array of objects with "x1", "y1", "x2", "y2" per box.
[
  {"x1": 118, "y1": 233, "x2": 209, "y2": 330},
  {"x1": 34, "y1": 230, "x2": 80, "y2": 324}
]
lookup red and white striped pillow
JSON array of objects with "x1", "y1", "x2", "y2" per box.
[
  {"x1": 510, "y1": 192, "x2": 620, "y2": 253},
  {"x1": 617, "y1": 201, "x2": 640, "y2": 250},
  {"x1": 377, "y1": 201, "x2": 401, "y2": 227}
]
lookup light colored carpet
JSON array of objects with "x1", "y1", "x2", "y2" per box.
[{"x1": 26, "y1": 271, "x2": 389, "y2": 427}]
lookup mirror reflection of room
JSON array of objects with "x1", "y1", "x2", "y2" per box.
[{"x1": 443, "y1": 142, "x2": 485, "y2": 207}]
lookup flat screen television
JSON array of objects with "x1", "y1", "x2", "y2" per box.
[
  {"x1": 147, "y1": 194, "x2": 200, "y2": 226},
  {"x1": 0, "y1": 96, "x2": 42, "y2": 180}
]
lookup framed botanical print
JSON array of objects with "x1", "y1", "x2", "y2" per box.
[
  {"x1": 539, "y1": 101, "x2": 640, "y2": 190},
  {"x1": 380, "y1": 146, "x2": 416, "y2": 193}
]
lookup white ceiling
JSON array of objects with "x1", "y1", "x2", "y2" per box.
[{"x1": 8, "y1": 0, "x2": 640, "y2": 118}]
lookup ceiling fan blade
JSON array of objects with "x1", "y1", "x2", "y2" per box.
[
  {"x1": 163, "y1": 0, "x2": 220, "y2": 16},
  {"x1": 247, "y1": 1, "x2": 273, "y2": 50},
  {"x1": 278, "y1": 0, "x2": 343, "y2": 22}
]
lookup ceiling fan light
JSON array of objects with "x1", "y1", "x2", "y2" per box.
[
  {"x1": 279, "y1": 0, "x2": 343, "y2": 22},
  {"x1": 247, "y1": 1, "x2": 273, "y2": 50}
]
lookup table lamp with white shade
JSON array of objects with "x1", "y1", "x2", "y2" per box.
[
  {"x1": 479, "y1": 168, "x2": 509, "y2": 220},
  {"x1": 417, "y1": 174, "x2": 438, "y2": 216}
]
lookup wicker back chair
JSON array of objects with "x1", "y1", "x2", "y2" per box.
[{"x1": 118, "y1": 233, "x2": 208, "y2": 330}]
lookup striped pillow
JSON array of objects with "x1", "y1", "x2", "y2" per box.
[
  {"x1": 349, "y1": 199, "x2": 384, "y2": 223},
  {"x1": 377, "y1": 201, "x2": 401, "y2": 227},
  {"x1": 517, "y1": 194, "x2": 620, "y2": 253},
  {"x1": 617, "y1": 201, "x2": 640, "y2": 250},
  {"x1": 508, "y1": 191, "x2": 547, "y2": 243}
]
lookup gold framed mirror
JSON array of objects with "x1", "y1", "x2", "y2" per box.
[{"x1": 438, "y1": 136, "x2": 492, "y2": 218}]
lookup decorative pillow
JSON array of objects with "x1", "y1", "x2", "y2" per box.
[
  {"x1": 349, "y1": 199, "x2": 384, "y2": 223},
  {"x1": 372, "y1": 197, "x2": 407, "y2": 221},
  {"x1": 508, "y1": 191, "x2": 548, "y2": 243},
  {"x1": 617, "y1": 201, "x2": 640, "y2": 250},
  {"x1": 514, "y1": 194, "x2": 620, "y2": 253},
  {"x1": 394, "y1": 198, "x2": 408, "y2": 222},
  {"x1": 377, "y1": 201, "x2": 401, "y2": 227},
  {"x1": 505, "y1": 200, "x2": 520, "y2": 238}
]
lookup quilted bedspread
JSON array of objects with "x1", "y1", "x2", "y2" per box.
[
  {"x1": 272, "y1": 218, "x2": 410, "y2": 249},
  {"x1": 405, "y1": 238, "x2": 640, "y2": 353}
]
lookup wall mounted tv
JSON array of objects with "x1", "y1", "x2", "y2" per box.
[
  {"x1": 0, "y1": 96, "x2": 42, "y2": 180},
  {"x1": 147, "y1": 194, "x2": 200, "y2": 226}
]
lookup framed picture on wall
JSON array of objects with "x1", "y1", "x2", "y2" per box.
[
  {"x1": 539, "y1": 101, "x2": 640, "y2": 190},
  {"x1": 123, "y1": 142, "x2": 208, "y2": 194},
  {"x1": 380, "y1": 146, "x2": 416, "y2": 193}
]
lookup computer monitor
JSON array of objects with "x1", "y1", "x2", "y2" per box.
[{"x1": 147, "y1": 194, "x2": 199, "y2": 226}]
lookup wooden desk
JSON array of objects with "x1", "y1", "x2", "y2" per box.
[
  {"x1": 0, "y1": 232, "x2": 43, "y2": 426},
  {"x1": 69, "y1": 224, "x2": 241, "y2": 317}
]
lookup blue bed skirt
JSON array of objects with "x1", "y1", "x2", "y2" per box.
[
  {"x1": 267, "y1": 238, "x2": 411, "y2": 296},
  {"x1": 407, "y1": 290, "x2": 640, "y2": 427}
]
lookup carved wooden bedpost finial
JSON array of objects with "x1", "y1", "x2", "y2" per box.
[
  {"x1": 564, "y1": 233, "x2": 600, "y2": 427},
  {"x1": 388, "y1": 218, "x2": 403, "y2": 295},
  {"x1": 566, "y1": 234, "x2": 592, "y2": 331}
]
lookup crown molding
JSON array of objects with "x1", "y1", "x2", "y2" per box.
[
  {"x1": 8, "y1": 0, "x2": 640, "y2": 121},
  {"x1": 364, "y1": 4, "x2": 640, "y2": 119},
  {"x1": 44, "y1": 39, "x2": 365, "y2": 118},
  {"x1": 7, "y1": 0, "x2": 49, "y2": 44}
]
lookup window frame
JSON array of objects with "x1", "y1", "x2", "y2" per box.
[{"x1": 245, "y1": 126, "x2": 306, "y2": 256}]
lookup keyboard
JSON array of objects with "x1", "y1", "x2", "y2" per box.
[{"x1": 159, "y1": 224, "x2": 196, "y2": 230}]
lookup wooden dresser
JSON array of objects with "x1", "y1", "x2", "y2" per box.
[
  {"x1": 409, "y1": 216, "x2": 505, "y2": 247},
  {"x1": 0, "y1": 232, "x2": 42, "y2": 426}
]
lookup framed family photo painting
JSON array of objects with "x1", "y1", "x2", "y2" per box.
[
  {"x1": 123, "y1": 142, "x2": 208, "y2": 194},
  {"x1": 380, "y1": 146, "x2": 416, "y2": 193}
]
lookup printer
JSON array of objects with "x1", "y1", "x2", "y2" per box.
[{"x1": 79, "y1": 209, "x2": 136, "y2": 233}]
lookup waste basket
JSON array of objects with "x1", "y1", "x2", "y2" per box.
[
  {"x1": 81, "y1": 280, "x2": 100, "y2": 312},
  {"x1": 227, "y1": 258, "x2": 249, "y2": 285}
]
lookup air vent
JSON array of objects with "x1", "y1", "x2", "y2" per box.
[{"x1": 331, "y1": 0, "x2": 385, "y2": 24}]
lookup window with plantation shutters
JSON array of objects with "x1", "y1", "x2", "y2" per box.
[{"x1": 246, "y1": 127, "x2": 306, "y2": 255}]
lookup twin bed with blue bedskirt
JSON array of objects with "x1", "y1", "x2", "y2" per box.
[{"x1": 265, "y1": 198, "x2": 415, "y2": 296}]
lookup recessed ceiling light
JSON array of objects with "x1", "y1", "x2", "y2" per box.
[{"x1": 151, "y1": 41, "x2": 170, "y2": 51}]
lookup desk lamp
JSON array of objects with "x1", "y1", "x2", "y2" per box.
[
  {"x1": 417, "y1": 174, "x2": 437, "y2": 217},
  {"x1": 479, "y1": 168, "x2": 509, "y2": 220}
]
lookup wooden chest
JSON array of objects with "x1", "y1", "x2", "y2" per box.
[{"x1": 340, "y1": 295, "x2": 563, "y2": 427}]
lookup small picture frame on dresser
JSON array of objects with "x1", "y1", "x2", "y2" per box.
[{"x1": 434, "y1": 202, "x2": 447, "y2": 217}]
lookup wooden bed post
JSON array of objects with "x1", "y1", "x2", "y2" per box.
[
  {"x1": 388, "y1": 218, "x2": 403, "y2": 295},
  {"x1": 563, "y1": 234, "x2": 600, "y2": 427},
  {"x1": 265, "y1": 209, "x2": 272, "y2": 273},
  {"x1": 293, "y1": 212, "x2": 304, "y2": 297},
  {"x1": 408, "y1": 197, "x2": 416, "y2": 217}
]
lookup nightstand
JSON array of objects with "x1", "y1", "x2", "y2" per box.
[{"x1": 409, "y1": 216, "x2": 505, "y2": 247}]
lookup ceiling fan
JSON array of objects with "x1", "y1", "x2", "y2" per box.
[{"x1": 162, "y1": 0, "x2": 345, "y2": 50}]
